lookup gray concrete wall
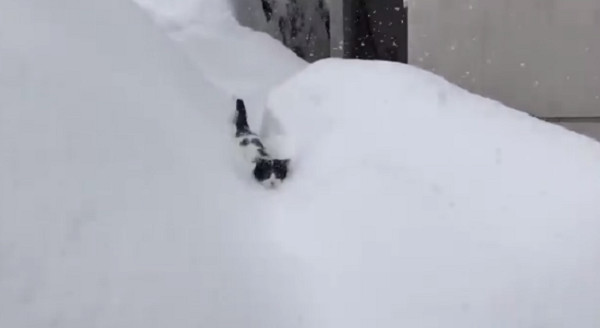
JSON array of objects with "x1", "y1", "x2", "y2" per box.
[
  {"x1": 231, "y1": 0, "x2": 330, "y2": 62},
  {"x1": 408, "y1": 0, "x2": 600, "y2": 119}
]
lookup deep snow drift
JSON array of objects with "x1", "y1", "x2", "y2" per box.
[
  {"x1": 266, "y1": 59, "x2": 600, "y2": 327},
  {"x1": 2, "y1": 0, "x2": 600, "y2": 327},
  {"x1": 0, "y1": 0, "x2": 303, "y2": 327},
  {"x1": 132, "y1": 0, "x2": 306, "y2": 129}
]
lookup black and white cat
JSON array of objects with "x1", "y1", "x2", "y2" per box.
[{"x1": 234, "y1": 98, "x2": 290, "y2": 188}]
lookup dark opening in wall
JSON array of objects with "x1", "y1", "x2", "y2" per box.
[{"x1": 344, "y1": 0, "x2": 408, "y2": 63}]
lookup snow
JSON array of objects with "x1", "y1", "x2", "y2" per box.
[
  {"x1": 0, "y1": 0, "x2": 300, "y2": 327},
  {"x1": 2, "y1": 0, "x2": 600, "y2": 327},
  {"x1": 132, "y1": 0, "x2": 306, "y2": 128},
  {"x1": 266, "y1": 59, "x2": 600, "y2": 327}
]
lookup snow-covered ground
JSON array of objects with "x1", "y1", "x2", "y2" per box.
[
  {"x1": 133, "y1": 0, "x2": 306, "y2": 128},
  {"x1": 267, "y1": 59, "x2": 600, "y2": 327},
  {"x1": 0, "y1": 0, "x2": 299, "y2": 327},
  {"x1": 2, "y1": 0, "x2": 600, "y2": 327}
]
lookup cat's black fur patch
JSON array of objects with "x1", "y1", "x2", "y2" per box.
[
  {"x1": 250, "y1": 138, "x2": 264, "y2": 148},
  {"x1": 257, "y1": 148, "x2": 269, "y2": 157}
]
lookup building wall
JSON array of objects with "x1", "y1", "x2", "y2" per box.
[
  {"x1": 408, "y1": 0, "x2": 600, "y2": 121},
  {"x1": 232, "y1": 0, "x2": 330, "y2": 62}
]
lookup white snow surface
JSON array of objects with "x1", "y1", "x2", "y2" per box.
[
  {"x1": 267, "y1": 59, "x2": 600, "y2": 327},
  {"x1": 0, "y1": 0, "x2": 300, "y2": 327},
  {"x1": 2, "y1": 0, "x2": 600, "y2": 327},
  {"x1": 132, "y1": 0, "x2": 306, "y2": 129}
]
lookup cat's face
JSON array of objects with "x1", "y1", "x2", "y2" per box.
[{"x1": 253, "y1": 158, "x2": 290, "y2": 188}]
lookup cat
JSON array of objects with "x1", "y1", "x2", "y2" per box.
[{"x1": 234, "y1": 98, "x2": 290, "y2": 188}]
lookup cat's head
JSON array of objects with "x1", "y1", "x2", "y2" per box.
[{"x1": 253, "y1": 158, "x2": 290, "y2": 188}]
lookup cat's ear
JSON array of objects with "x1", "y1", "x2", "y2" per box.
[{"x1": 279, "y1": 159, "x2": 291, "y2": 166}]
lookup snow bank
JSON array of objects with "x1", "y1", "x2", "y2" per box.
[
  {"x1": 0, "y1": 0, "x2": 302, "y2": 327},
  {"x1": 131, "y1": 0, "x2": 230, "y2": 28},
  {"x1": 267, "y1": 59, "x2": 600, "y2": 327},
  {"x1": 132, "y1": 0, "x2": 306, "y2": 130}
]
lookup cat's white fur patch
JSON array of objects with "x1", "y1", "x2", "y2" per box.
[
  {"x1": 261, "y1": 173, "x2": 283, "y2": 189},
  {"x1": 235, "y1": 135, "x2": 265, "y2": 163}
]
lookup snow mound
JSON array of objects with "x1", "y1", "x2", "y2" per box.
[
  {"x1": 0, "y1": 0, "x2": 303, "y2": 327},
  {"x1": 266, "y1": 59, "x2": 600, "y2": 327},
  {"x1": 132, "y1": 0, "x2": 307, "y2": 130},
  {"x1": 131, "y1": 0, "x2": 231, "y2": 28}
]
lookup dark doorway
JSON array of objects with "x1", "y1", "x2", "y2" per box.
[{"x1": 344, "y1": 0, "x2": 408, "y2": 63}]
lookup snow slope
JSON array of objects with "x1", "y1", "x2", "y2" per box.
[
  {"x1": 266, "y1": 59, "x2": 600, "y2": 327},
  {"x1": 0, "y1": 0, "x2": 303, "y2": 327},
  {"x1": 132, "y1": 0, "x2": 306, "y2": 129}
]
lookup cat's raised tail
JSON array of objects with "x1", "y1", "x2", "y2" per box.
[{"x1": 235, "y1": 98, "x2": 251, "y2": 135}]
